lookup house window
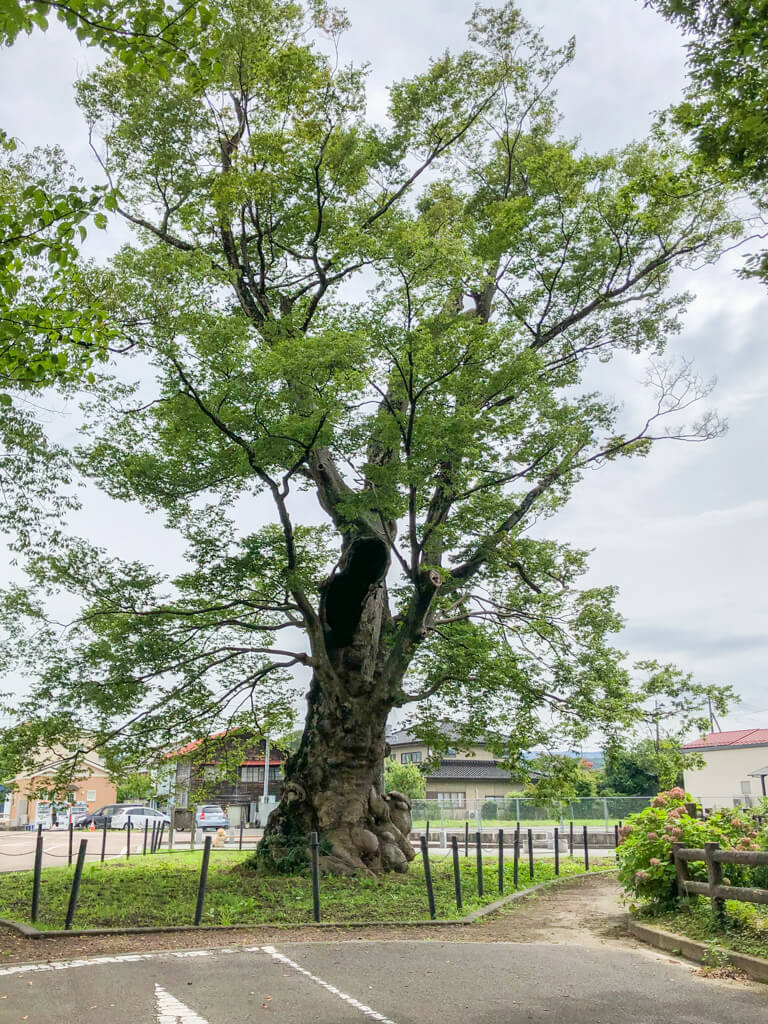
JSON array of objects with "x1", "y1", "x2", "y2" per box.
[
  {"x1": 435, "y1": 792, "x2": 466, "y2": 807},
  {"x1": 741, "y1": 780, "x2": 752, "y2": 795},
  {"x1": 87, "y1": 790, "x2": 97, "y2": 802},
  {"x1": 202, "y1": 766, "x2": 218, "y2": 780},
  {"x1": 444, "y1": 748, "x2": 456, "y2": 757},
  {"x1": 400, "y1": 751, "x2": 422, "y2": 764},
  {"x1": 241, "y1": 766, "x2": 264, "y2": 783},
  {"x1": 269, "y1": 765, "x2": 282, "y2": 781}
]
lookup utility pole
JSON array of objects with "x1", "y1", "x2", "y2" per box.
[
  {"x1": 262, "y1": 736, "x2": 270, "y2": 804},
  {"x1": 708, "y1": 697, "x2": 721, "y2": 733}
]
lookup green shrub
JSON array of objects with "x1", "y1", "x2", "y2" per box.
[{"x1": 617, "y1": 787, "x2": 765, "y2": 909}]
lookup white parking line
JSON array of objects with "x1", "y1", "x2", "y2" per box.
[
  {"x1": 255, "y1": 945, "x2": 399, "y2": 1024},
  {"x1": 155, "y1": 983, "x2": 210, "y2": 1024},
  {"x1": 0, "y1": 948, "x2": 234, "y2": 977},
  {"x1": 0, "y1": 944, "x2": 400, "y2": 1023}
]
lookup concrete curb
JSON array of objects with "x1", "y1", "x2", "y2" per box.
[
  {"x1": 628, "y1": 919, "x2": 768, "y2": 984},
  {"x1": 0, "y1": 868, "x2": 616, "y2": 940}
]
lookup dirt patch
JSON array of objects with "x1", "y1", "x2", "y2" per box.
[
  {"x1": 483, "y1": 870, "x2": 628, "y2": 946},
  {"x1": 0, "y1": 872, "x2": 626, "y2": 965}
]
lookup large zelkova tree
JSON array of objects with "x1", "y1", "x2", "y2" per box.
[{"x1": 0, "y1": 0, "x2": 741, "y2": 874}]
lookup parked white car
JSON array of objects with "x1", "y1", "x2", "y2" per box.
[{"x1": 112, "y1": 806, "x2": 171, "y2": 831}]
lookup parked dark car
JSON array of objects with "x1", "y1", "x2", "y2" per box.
[{"x1": 77, "y1": 803, "x2": 146, "y2": 829}]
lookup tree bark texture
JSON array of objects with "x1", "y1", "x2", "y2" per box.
[{"x1": 258, "y1": 534, "x2": 416, "y2": 875}]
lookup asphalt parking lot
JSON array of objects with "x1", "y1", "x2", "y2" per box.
[
  {"x1": 0, "y1": 940, "x2": 765, "y2": 1024},
  {"x1": 0, "y1": 830, "x2": 263, "y2": 873}
]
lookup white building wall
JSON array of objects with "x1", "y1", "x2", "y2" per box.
[{"x1": 683, "y1": 744, "x2": 768, "y2": 809}]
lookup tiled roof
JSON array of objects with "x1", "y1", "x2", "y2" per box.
[{"x1": 683, "y1": 728, "x2": 768, "y2": 750}]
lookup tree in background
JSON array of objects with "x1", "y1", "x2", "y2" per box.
[
  {"x1": 0, "y1": 1, "x2": 741, "y2": 874},
  {"x1": 599, "y1": 659, "x2": 725, "y2": 794},
  {"x1": 384, "y1": 760, "x2": 426, "y2": 802},
  {"x1": 648, "y1": 0, "x2": 768, "y2": 281},
  {"x1": 115, "y1": 770, "x2": 157, "y2": 803}
]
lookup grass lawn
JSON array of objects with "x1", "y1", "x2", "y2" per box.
[
  {"x1": 636, "y1": 897, "x2": 768, "y2": 962},
  {"x1": 0, "y1": 851, "x2": 612, "y2": 930},
  {"x1": 412, "y1": 818, "x2": 622, "y2": 830}
]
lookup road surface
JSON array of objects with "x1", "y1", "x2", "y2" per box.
[{"x1": 0, "y1": 939, "x2": 764, "y2": 1023}]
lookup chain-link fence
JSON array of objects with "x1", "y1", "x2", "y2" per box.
[{"x1": 410, "y1": 795, "x2": 653, "y2": 829}]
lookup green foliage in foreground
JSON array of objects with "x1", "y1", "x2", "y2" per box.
[
  {"x1": 637, "y1": 897, "x2": 768, "y2": 962},
  {"x1": 617, "y1": 789, "x2": 767, "y2": 909},
  {"x1": 0, "y1": 851, "x2": 610, "y2": 929}
]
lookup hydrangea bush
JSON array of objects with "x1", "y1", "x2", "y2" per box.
[{"x1": 617, "y1": 788, "x2": 766, "y2": 909}]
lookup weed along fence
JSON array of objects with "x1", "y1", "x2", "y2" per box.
[
  {"x1": 4, "y1": 824, "x2": 617, "y2": 933},
  {"x1": 672, "y1": 841, "x2": 768, "y2": 917},
  {"x1": 413, "y1": 820, "x2": 622, "y2": 858}
]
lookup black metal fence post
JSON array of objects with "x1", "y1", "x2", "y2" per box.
[
  {"x1": 64, "y1": 839, "x2": 88, "y2": 930},
  {"x1": 497, "y1": 829, "x2": 504, "y2": 894},
  {"x1": 475, "y1": 831, "x2": 484, "y2": 896},
  {"x1": 527, "y1": 828, "x2": 534, "y2": 879},
  {"x1": 126, "y1": 819, "x2": 131, "y2": 860},
  {"x1": 31, "y1": 825, "x2": 43, "y2": 923},
  {"x1": 68, "y1": 821, "x2": 73, "y2": 866},
  {"x1": 569, "y1": 820, "x2": 574, "y2": 858},
  {"x1": 554, "y1": 827, "x2": 560, "y2": 876},
  {"x1": 425, "y1": 819, "x2": 430, "y2": 844},
  {"x1": 513, "y1": 831, "x2": 520, "y2": 887},
  {"x1": 150, "y1": 821, "x2": 157, "y2": 853},
  {"x1": 583, "y1": 825, "x2": 589, "y2": 870},
  {"x1": 451, "y1": 836, "x2": 462, "y2": 911},
  {"x1": 157, "y1": 821, "x2": 165, "y2": 852},
  {"x1": 464, "y1": 821, "x2": 469, "y2": 858},
  {"x1": 101, "y1": 820, "x2": 107, "y2": 863},
  {"x1": 420, "y1": 836, "x2": 436, "y2": 920},
  {"x1": 239, "y1": 820, "x2": 244, "y2": 851},
  {"x1": 194, "y1": 836, "x2": 213, "y2": 926},
  {"x1": 614, "y1": 823, "x2": 619, "y2": 848},
  {"x1": 143, "y1": 819, "x2": 149, "y2": 855},
  {"x1": 310, "y1": 831, "x2": 321, "y2": 923}
]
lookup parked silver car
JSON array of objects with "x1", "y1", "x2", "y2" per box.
[
  {"x1": 113, "y1": 806, "x2": 171, "y2": 831},
  {"x1": 195, "y1": 804, "x2": 229, "y2": 831}
]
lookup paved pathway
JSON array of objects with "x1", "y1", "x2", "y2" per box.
[{"x1": 0, "y1": 939, "x2": 765, "y2": 1023}]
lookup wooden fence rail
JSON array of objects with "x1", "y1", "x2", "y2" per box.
[{"x1": 672, "y1": 841, "x2": 768, "y2": 918}]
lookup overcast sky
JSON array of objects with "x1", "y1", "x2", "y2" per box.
[{"x1": 1, "y1": 0, "x2": 766, "y2": 738}]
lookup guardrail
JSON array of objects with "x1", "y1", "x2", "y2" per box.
[{"x1": 672, "y1": 840, "x2": 768, "y2": 918}]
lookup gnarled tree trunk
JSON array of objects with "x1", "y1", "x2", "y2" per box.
[{"x1": 258, "y1": 532, "x2": 416, "y2": 875}]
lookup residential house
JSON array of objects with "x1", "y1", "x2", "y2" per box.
[
  {"x1": 0, "y1": 748, "x2": 116, "y2": 828},
  {"x1": 168, "y1": 731, "x2": 285, "y2": 826},
  {"x1": 683, "y1": 728, "x2": 768, "y2": 810},
  {"x1": 387, "y1": 728, "x2": 537, "y2": 813}
]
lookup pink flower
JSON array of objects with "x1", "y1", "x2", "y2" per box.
[
  {"x1": 635, "y1": 870, "x2": 648, "y2": 880},
  {"x1": 646, "y1": 832, "x2": 659, "y2": 841},
  {"x1": 671, "y1": 827, "x2": 683, "y2": 839},
  {"x1": 731, "y1": 818, "x2": 741, "y2": 827},
  {"x1": 652, "y1": 795, "x2": 669, "y2": 808},
  {"x1": 649, "y1": 858, "x2": 661, "y2": 866},
  {"x1": 668, "y1": 787, "x2": 686, "y2": 799}
]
